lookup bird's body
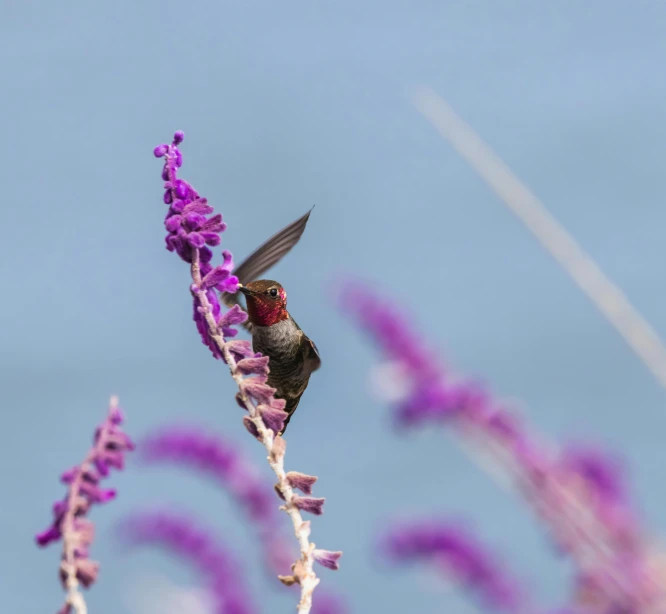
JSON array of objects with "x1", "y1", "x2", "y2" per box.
[
  {"x1": 251, "y1": 313, "x2": 320, "y2": 431},
  {"x1": 222, "y1": 210, "x2": 320, "y2": 434}
]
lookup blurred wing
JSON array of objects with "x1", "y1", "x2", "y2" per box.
[
  {"x1": 233, "y1": 207, "x2": 314, "y2": 286},
  {"x1": 222, "y1": 208, "x2": 314, "y2": 332}
]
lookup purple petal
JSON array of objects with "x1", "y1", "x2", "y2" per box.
[
  {"x1": 201, "y1": 266, "x2": 231, "y2": 291},
  {"x1": 74, "y1": 559, "x2": 100, "y2": 588},
  {"x1": 313, "y1": 549, "x2": 343, "y2": 571},
  {"x1": 95, "y1": 458, "x2": 110, "y2": 477},
  {"x1": 241, "y1": 378, "x2": 276, "y2": 404},
  {"x1": 218, "y1": 275, "x2": 240, "y2": 294},
  {"x1": 285, "y1": 472, "x2": 318, "y2": 495},
  {"x1": 61, "y1": 467, "x2": 78, "y2": 484},
  {"x1": 165, "y1": 215, "x2": 182, "y2": 233},
  {"x1": 219, "y1": 305, "x2": 248, "y2": 328},
  {"x1": 236, "y1": 356, "x2": 270, "y2": 376},
  {"x1": 260, "y1": 406, "x2": 289, "y2": 435},
  {"x1": 226, "y1": 340, "x2": 254, "y2": 358},
  {"x1": 202, "y1": 213, "x2": 225, "y2": 232},
  {"x1": 186, "y1": 232, "x2": 205, "y2": 248},
  {"x1": 201, "y1": 232, "x2": 221, "y2": 246},
  {"x1": 243, "y1": 416, "x2": 261, "y2": 441},
  {"x1": 183, "y1": 198, "x2": 213, "y2": 215},
  {"x1": 292, "y1": 496, "x2": 325, "y2": 516},
  {"x1": 176, "y1": 180, "x2": 190, "y2": 200},
  {"x1": 200, "y1": 247, "x2": 213, "y2": 263},
  {"x1": 185, "y1": 212, "x2": 206, "y2": 229},
  {"x1": 171, "y1": 199, "x2": 187, "y2": 213},
  {"x1": 200, "y1": 262, "x2": 213, "y2": 278},
  {"x1": 36, "y1": 525, "x2": 62, "y2": 546},
  {"x1": 221, "y1": 249, "x2": 233, "y2": 269}
]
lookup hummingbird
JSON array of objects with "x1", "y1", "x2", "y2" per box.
[{"x1": 222, "y1": 209, "x2": 321, "y2": 434}]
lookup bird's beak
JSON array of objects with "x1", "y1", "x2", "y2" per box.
[{"x1": 238, "y1": 284, "x2": 253, "y2": 296}]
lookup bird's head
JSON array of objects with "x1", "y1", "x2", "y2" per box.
[{"x1": 239, "y1": 280, "x2": 289, "y2": 326}]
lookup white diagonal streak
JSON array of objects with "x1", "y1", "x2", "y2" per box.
[{"x1": 413, "y1": 86, "x2": 666, "y2": 390}]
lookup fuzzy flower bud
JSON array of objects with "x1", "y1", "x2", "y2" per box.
[
  {"x1": 313, "y1": 549, "x2": 343, "y2": 571},
  {"x1": 286, "y1": 472, "x2": 318, "y2": 495},
  {"x1": 292, "y1": 496, "x2": 326, "y2": 516}
]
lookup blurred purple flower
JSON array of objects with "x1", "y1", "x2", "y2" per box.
[
  {"x1": 562, "y1": 446, "x2": 630, "y2": 512},
  {"x1": 338, "y1": 281, "x2": 661, "y2": 611},
  {"x1": 310, "y1": 592, "x2": 350, "y2": 614},
  {"x1": 119, "y1": 510, "x2": 256, "y2": 614},
  {"x1": 138, "y1": 426, "x2": 294, "y2": 574},
  {"x1": 383, "y1": 519, "x2": 527, "y2": 613},
  {"x1": 139, "y1": 427, "x2": 276, "y2": 528},
  {"x1": 35, "y1": 396, "x2": 134, "y2": 614},
  {"x1": 137, "y1": 425, "x2": 348, "y2": 612}
]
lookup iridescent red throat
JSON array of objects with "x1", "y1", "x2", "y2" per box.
[{"x1": 246, "y1": 296, "x2": 289, "y2": 327}]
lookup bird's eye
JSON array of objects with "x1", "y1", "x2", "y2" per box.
[{"x1": 269, "y1": 288, "x2": 278, "y2": 298}]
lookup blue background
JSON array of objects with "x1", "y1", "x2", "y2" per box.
[{"x1": 2, "y1": 1, "x2": 666, "y2": 612}]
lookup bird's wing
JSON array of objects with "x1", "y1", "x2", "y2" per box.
[
  {"x1": 303, "y1": 336, "x2": 322, "y2": 375},
  {"x1": 222, "y1": 208, "x2": 314, "y2": 333}
]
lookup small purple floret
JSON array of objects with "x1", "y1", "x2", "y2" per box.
[
  {"x1": 340, "y1": 281, "x2": 657, "y2": 610},
  {"x1": 285, "y1": 471, "x2": 318, "y2": 495},
  {"x1": 313, "y1": 549, "x2": 343, "y2": 571},
  {"x1": 292, "y1": 496, "x2": 325, "y2": 516}
]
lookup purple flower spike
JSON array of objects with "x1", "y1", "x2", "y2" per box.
[
  {"x1": 154, "y1": 131, "x2": 246, "y2": 351},
  {"x1": 383, "y1": 520, "x2": 527, "y2": 613},
  {"x1": 119, "y1": 510, "x2": 257, "y2": 614},
  {"x1": 35, "y1": 397, "x2": 134, "y2": 614},
  {"x1": 155, "y1": 133, "x2": 341, "y2": 609},
  {"x1": 339, "y1": 280, "x2": 663, "y2": 611}
]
